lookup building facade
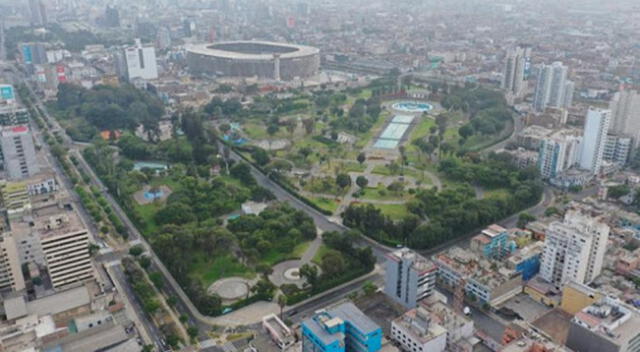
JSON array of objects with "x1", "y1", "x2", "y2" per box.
[
  {"x1": 538, "y1": 133, "x2": 581, "y2": 179},
  {"x1": 533, "y1": 62, "x2": 574, "y2": 112},
  {"x1": 603, "y1": 135, "x2": 632, "y2": 165},
  {"x1": 123, "y1": 39, "x2": 158, "y2": 81},
  {"x1": 301, "y1": 302, "x2": 382, "y2": 352},
  {"x1": 539, "y1": 209, "x2": 609, "y2": 287},
  {"x1": 501, "y1": 46, "x2": 530, "y2": 100},
  {"x1": 384, "y1": 248, "x2": 437, "y2": 309},
  {"x1": 609, "y1": 89, "x2": 640, "y2": 149},
  {"x1": 391, "y1": 307, "x2": 447, "y2": 352},
  {"x1": 470, "y1": 224, "x2": 515, "y2": 260},
  {"x1": 1, "y1": 125, "x2": 39, "y2": 180},
  {"x1": 580, "y1": 108, "x2": 611, "y2": 174}
]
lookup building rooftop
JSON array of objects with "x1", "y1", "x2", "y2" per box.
[
  {"x1": 393, "y1": 307, "x2": 447, "y2": 344},
  {"x1": 303, "y1": 302, "x2": 380, "y2": 346},
  {"x1": 387, "y1": 247, "x2": 437, "y2": 274},
  {"x1": 10, "y1": 205, "x2": 86, "y2": 240},
  {"x1": 572, "y1": 297, "x2": 640, "y2": 346}
]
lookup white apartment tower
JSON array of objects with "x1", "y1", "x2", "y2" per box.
[
  {"x1": 534, "y1": 62, "x2": 574, "y2": 112},
  {"x1": 579, "y1": 108, "x2": 610, "y2": 174},
  {"x1": 538, "y1": 133, "x2": 581, "y2": 179},
  {"x1": 1, "y1": 125, "x2": 39, "y2": 180},
  {"x1": 540, "y1": 209, "x2": 609, "y2": 287},
  {"x1": 609, "y1": 89, "x2": 640, "y2": 148},
  {"x1": 385, "y1": 248, "x2": 437, "y2": 309},
  {"x1": 123, "y1": 39, "x2": 158, "y2": 81},
  {"x1": 501, "y1": 46, "x2": 531, "y2": 99}
]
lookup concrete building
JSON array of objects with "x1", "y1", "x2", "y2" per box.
[
  {"x1": 434, "y1": 247, "x2": 523, "y2": 306},
  {"x1": 0, "y1": 233, "x2": 26, "y2": 292},
  {"x1": 0, "y1": 84, "x2": 16, "y2": 105},
  {"x1": 501, "y1": 46, "x2": 530, "y2": 100},
  {"x1": 566, "y1": 297, "x2": 640, "y2": 352},
  {"x1": 580, "y1": 108, "x2": 611, "y2": 174},
  {"x1": 384, "y1": 248, "x2": 437, "y2": 309},
  {"x1": 533, "y1": 62, "x2": 573, "y2": 112},
  {"x1": 391, "y1": 298, "x2": 475, "y2": 352},
  {"x1": 609, "y1": 89, "x2": 640, "y2": 149},
  {"x1": 0, "y1": 180, "x2": 31, "y2": 219},
  {"x1": 391, "y1": 307, "x2": 447, "y2": 352},
  {"x1": 538, "y1": 132, "x2": 582, "y2": 179},
  {"x1": 470, "y1": 224, "x2": 515, "y2": 260},
  {"x1": 301, "y1": 302, "x2": 382, "y2": 352},
  {"x1": 603, "y1": 135, "x2": 632, "y2": 165},
  {"x1": 505, "y1": 241, "x2": 543, "y2": 281},
  {"x1": 20, "y1": 43, "x2": 47, "y2": 65},
  {"x1": 539, "y1": 209, "x2": 609, "y2": 287},
  {"x1": 0, "y1": 125, "x2": 39, "y2": 180},
  {"x1": 262, "y1": 314, "x2": 295, "y2": 350},
  {"x1": 38, "y1": 212, "x2": 93, "y2": 289},
  {"x1": 29, "y1": 0, "x2": 47, "y2": 27},
  {"x1": 0, "y1": 106, "x2": 30, "y2": 127},
  {"x1": 122, "y1": 39, "x2": 158, "y2": 81}
]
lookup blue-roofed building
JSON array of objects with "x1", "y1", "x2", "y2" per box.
[
  {"x1": 301, "y1": 302, "x2": 383, "y2": 352},
  {"x1": 470, "y1": 225, "x2": 515, "y2": 260},
  {"x1": 506, "y1": 242, "x2": 544, "y2": 281}
]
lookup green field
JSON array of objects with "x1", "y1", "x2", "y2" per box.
[
  {"x1": 189, "y1": 253, "x2": 255, "y2": 287},
  {"x1": 375, "y1": 203, "x2": 411, "y2": 219},
  {"x1": 310, "y1": 196, "x2": 340, "y2": 214}
]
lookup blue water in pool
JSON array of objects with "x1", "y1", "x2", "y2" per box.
[
  {"x1": 144, "y1": 190, "x2": 164, "y2": 200},
  {"x1": 392, "y1": 101, "x2": 433, "y2": 113}
]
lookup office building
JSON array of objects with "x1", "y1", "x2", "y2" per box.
[
  {"x1": 262, "y1": 314, "x2": 295, "y2": 350},
  {"x1": 533, "y1": 62, "x2": 573, "y2": 112},
  {"x1": 29, "y1": 0, "x2": 47, "y2": 27},
  {"x1": 566, "y1": 297, "x2": 640, "y2": 352},
  {"x1": 104, "y1": 6, "x2": 120, "y2": 28},
  {"x1": 538, "y1": 132, "x2": 582, "y2": 179},
  {"x1": 603, "y1": 135, "x2": 631, "y2": 165},
  {"x1": 122, "y1": 39, "x2": 158, "y2": 81},
  {"x1": 609, "y1": 89, "x2": 640, "y2": 148},
  {"x1": 579, "y1": 108, "x2": 611, "y2": 174},
  {"x1": 1, "y1": 125, "x2": 39, "y2": 180},
  {"x1": 20, "y1": 43, "x2": 47, "y2": 65},
  {"x1": 384, "y1": 248, "x2": 437, "y2": 309},
  {"x1": 539, "y1": 209, "x2": 609, "y2": 287},
  {"x1": 0, "y1": 106, "x2": 30, "y2": 126},
  {"x1": 501, "y1": 46, "x2": 531, "y2": 99},
  {"x1": 301, "y1": 302, "x2": 382, "y2": 352},
  {"x1": 470, "y1": 224, "x2": 515, "y2": 260}
]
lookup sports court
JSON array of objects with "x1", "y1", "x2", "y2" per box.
[{"x1": 373, "y1": 114, "x2": 416, "y2": 150}]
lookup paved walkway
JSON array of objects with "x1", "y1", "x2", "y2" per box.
[{"x1": 269, "y1": 230, "x2": 323, "y2": 287}]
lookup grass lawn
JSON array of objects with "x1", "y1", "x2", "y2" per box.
[
  {"x1": 133, "y1": 202, "x2": 162, "y2": 235},
  {"x1": 312, "y1": 244, "x2": 338, "y2": 265},
  {"x1": 259, "y1": 240, "x2": 313, "y2": 266},
  {"x1": 189, "y1": 253, "x2": 255, "y2": 287},
  {"x1": 484, "y1": 188, "x2": 510, "y2": 200},
  {"x1": 310, "y1": 196, "x2": 340, "y2": 214},
  {"x1": 360, "y1": 186, "x2": 411, "y2": 201},
  {"x1": 375, "y1": 204, "x2": 411, "y2": 219},
  {"x1": 371, "y1": 165, "x2": 400, "y2": 176}
]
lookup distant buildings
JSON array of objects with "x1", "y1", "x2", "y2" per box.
[
  {"x1": 565, "y1": 297, "x2": 640, "y2": 352},
  {"x1": 0, "y1": 125, "x2": 39, "y2": 180},
  {"x1": 29, "y1": 0, "x2": 47, "y2": 27},
  {"x1": 301, "y1": 302, "x2": 383, "y2": 352},
  {"x1": 20, "y1": 43, "x2": 48, "y2": 66},
  {"x1": 120, "y1": 39, "x2": 158, "y2": 81},
  {"x1": 603, "y1": 135, "x2": 632, "y2": 165},
  {"x1": 533, "y1": 62, "x2": 574, "y2": 112},
  {"x1": 0, "y1": 84, "x2": 16, "y2": 105},
  {"x1": 538, "y1": 132, "x2": 582, "y2": 179},
  {"x1": 384, "y1": 248, "x2": 437, "y2": 309},
  {"x1": 501, "y1": 46, "x2": 531, "y2": 100},
  {"x1": 104, "y1": 6, "x2": 120, "y2": 28},
  {"x1": 579, "y1": 108, "x2": 611, "y2": 174},
  {"x1": 609, "y1": 89, "x2": 640, "y2": 149},
  {"x1": 539, "y1": 208, "x2": 609, "y2": 287}
]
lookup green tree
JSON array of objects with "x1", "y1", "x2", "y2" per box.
[
  {"x1": 356, "y1": 176, "x2": 369, "y2": 189},
  {"x1": 336, "y1": 173, "x2": 352, "y2": 189},
  {"x1": 517, "y1": 212, "x2": 536, "y2": 229},
  {"x1": 129, "y1": 245, "x2": 144, "y2": 257},
  {"x1": 357, "y1": 152, "x2": 366, "y2": 164},
  {"x1": 300, "y1": 264, "x2": 318, "y2": 287}
]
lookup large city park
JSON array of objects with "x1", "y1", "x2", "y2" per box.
[{"x1": 47, "y1": 74, "x2": 542, "y2": 317}]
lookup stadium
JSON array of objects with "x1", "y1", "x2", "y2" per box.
[{"x1": 186, "y1": 41, "x2": 320, "y2": 81}]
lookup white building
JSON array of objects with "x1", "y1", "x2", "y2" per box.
[
  {"x1": 538, "y1": 132, "x2": 582, "y2": 179},
  {"x1": 579, "y1": 108, "x2": 610, "y2": 174},
  {"x1": 391, "y1": 307, "x2": 447, "y2": 352},
  {"x1": 540, "y1": 209, "x2": 609, "y2": 287},
  {"x1": 609, "y1": 89, "x2": 640, "y2": 148},
  {"x1": 534, "y1": 62, "x2": 573, "y2": 112},
  {"x1": 123, "y1": 39, "x2": 158, "y2": 81},
  {"x1": 384, "y1": 248, "x2": 437, "y2": 309},
  {"x1": 1, "y1": 125, "x2": 39, "y2": 180},
  {"x1": 603, "y1": 135, "x2": 631, "y2": 165},
  {"x1": 501, "y1": 46, "x2": 531, "y2": 100},
  {"x1": 0, "y1": 233, "x2": 26, "y2": 292}
]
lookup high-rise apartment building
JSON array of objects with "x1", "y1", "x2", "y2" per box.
[
  {"x1": 609, "y1": 89, "x2": 640, "y2": 149},
  {"x1": 603, "y1": 135, "x2": 631, "y2": 165},
  {"x1": 122, "y1": 39, "x2": 158, "y2": 81},
  {"x1": 20, "y1": 43, "x2": 47, "y2": 65},
  {"x1": 501, "y1": 46, "x2": 531, "y2": 99},
  {"x1": 579, "y1": 108, "x2": 610, "y2": 174},
  {"x1": 534, "y1": 62, "x2": 574, "y2": 112},
  {"x1": 539, "y1": 209, "x2": 609, "y2": 287},
  {"x1": 384, "y1": 248, "x2": 437, "y2": 309},
  {"x1": 104, "y1": 6, "x2": 120, "y2": 28},
  {"x1": 538, "y1": 132, "x2": 582, "y2": 179},
  {"x1": 1, "y1": 125, "x2": 39, "y2": 180},
  {"x1": 29, "y1": 0, "x2": 47, "y2": 27}
]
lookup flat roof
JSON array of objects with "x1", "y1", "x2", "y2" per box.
[
  {"x1": 187, "y1": 41, "x2": 319, "y2": 60},
  {"x1": 27, "y1": 286, "x2": 91, "y2": 317}
]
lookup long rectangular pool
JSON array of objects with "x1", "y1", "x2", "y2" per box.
[{"x1": 373, "y1": 114, "x2": 416, "y2": 149}]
